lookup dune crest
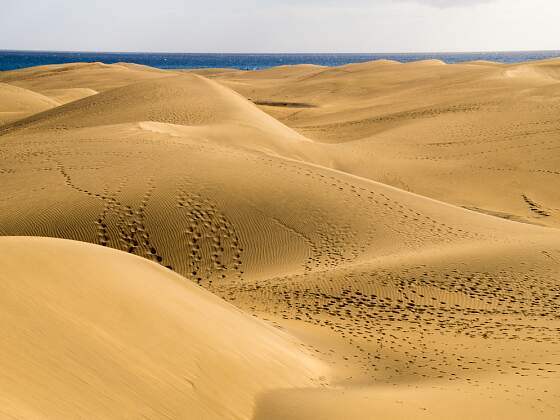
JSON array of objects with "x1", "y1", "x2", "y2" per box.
[
  {"x1": 0, "y1": 82, "x2": 59, "y2": 125},
  {"x1": 0, "y1": 61, "x2": 173, "y2": 93}
]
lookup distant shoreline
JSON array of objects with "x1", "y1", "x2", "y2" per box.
[{"x1": 2, "y1": 50, "x2": 560, "y2": 72}]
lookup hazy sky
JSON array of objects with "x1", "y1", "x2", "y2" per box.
[{"x1": 1, "y1": 0, "x2": 558, "y2": 53}]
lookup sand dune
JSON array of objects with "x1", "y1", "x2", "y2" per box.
[
  {"x1": 1, "y1": 73, "x2": 299, "y2": 132},
  {"x1": 0, "y1": 61, "x2": 172, "y2": 124},
  {"x1": 206, "y1": 58, "x2": 560, "y2": 228},
  {"x1": 1, "y1": 60, "x2": 559, "y2": 419},
  {"x1": 0, "y1": 61, "x2": 172, "y2": 93},
  {"x1": 0, "y1": 82, "x2": 59, "y2": 125},
  {"x1": 0, "y1": 237, "x2": 321, "y2": 419},
  {"x1": 39, "y1": 87, "x2": 99, "y2": 104}
]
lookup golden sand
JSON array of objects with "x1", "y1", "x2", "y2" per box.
[{"x1": 1, "y1": 59, "x2": 559, "y2": 419}]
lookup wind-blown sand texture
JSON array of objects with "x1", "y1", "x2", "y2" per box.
[
  {"x1": 0, "y1": 237, "x2": 321, "y2": 419},
  {"x1": 1, "y1": 59, "x2": 559, "y2": 419}
]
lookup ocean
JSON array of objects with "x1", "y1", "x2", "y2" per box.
[{"x1": 1, "y1": 50, "x2": 559, "y2": 72}]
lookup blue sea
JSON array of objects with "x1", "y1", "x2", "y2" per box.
[{"x1": 1, "y1": 50, "x2": 559, "y2": 72}]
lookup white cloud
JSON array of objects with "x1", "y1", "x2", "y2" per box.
[{"x1": 0, "y1": 0, "x2": 558, "y2": 53}]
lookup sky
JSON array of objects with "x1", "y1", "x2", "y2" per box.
[{"x1": 1, "y1": 0, "x2": 559, "y2": 53}]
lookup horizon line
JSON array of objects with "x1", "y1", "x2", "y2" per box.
[{"x1": 2, "y1": 48, "x2": 560, "y2": 56}]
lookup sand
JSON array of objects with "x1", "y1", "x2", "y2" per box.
[
  {"x1": 0, "y1": 59, "x2": 559, "y2": 419},
  {"x1": 0, "y1": 237, "x2": 321, "y2": 419},
  {"x1": 201, "y1": 58, "x2": 560, "y2": 228},
  {"x1": 0, "y1": 82, "x2": 59, "y2": 125}
]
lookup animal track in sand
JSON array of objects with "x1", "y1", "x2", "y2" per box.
[
  {"x1": 522, "y1": 194, "x2": 551, "y2": 218},
  {"x1": 213, "y1": 249, "x2": 560, "y2": 397},
  {"x1": 57, "y1": 163, "x2": 170, "y2": 268},
  {"x1": 176, "y1": 188, "x2": 245, "y2": 286}
]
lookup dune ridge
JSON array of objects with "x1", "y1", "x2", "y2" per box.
[{"x1": 0, "y1": 82, "x2": 60, "y2": 125}]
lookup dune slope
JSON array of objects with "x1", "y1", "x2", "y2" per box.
[
  {"x1": 206, "y1": 58, "x2": 560, "y2": 228},
  {"x1": 0, "y1": 82, "x2": 59, "y2": 125},
  {"x1": 0, "y1": 62, "x2": 174, "y2": 125},
  {"x1": 0, "y1": 236, "x2": 321, "y2": 420},
  {"x1": 0, "y1": 61, "x2": 172, "y2": 93}
]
